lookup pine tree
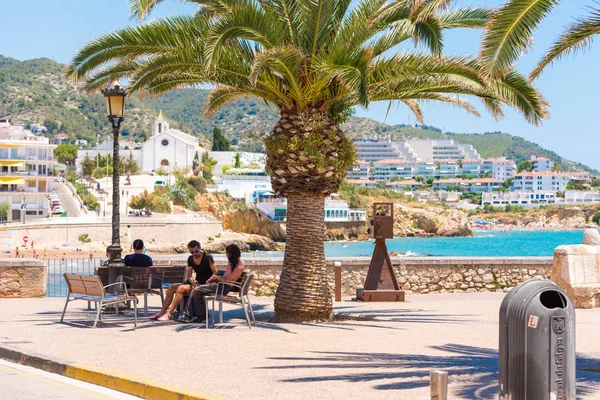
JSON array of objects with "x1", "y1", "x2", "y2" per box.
[{"x1": 211, "y1": 126, "x2": 231, "y2": 151}]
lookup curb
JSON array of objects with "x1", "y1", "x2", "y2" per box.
[{"x1": 0, "y1": 344, "x2": 225, "y2": 400}]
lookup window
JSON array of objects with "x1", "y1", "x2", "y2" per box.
[{"x1": 161, "y1": 139, "x2": 169, "y2": 147}]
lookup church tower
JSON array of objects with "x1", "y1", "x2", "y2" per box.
[{"x1": 153, "y1": 110, "x2": 169, "y2": 136}]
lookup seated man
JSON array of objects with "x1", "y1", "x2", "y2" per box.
[
  {"x1": 176, "y1": 243, "x2": 244, "y2": 323},
  {"x1": 149, "y1": 240, "x2": 216, "y2": 321},
  {"x1": 123, "y1": 239, "x2": 153, "y2": 267}
]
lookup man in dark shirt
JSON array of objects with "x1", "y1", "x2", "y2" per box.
[{"x1": 123, "y1": 239, "x2": 153, "y2": 267}]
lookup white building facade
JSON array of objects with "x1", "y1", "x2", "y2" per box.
[
  {"x1": 512, "y1": 172, "x2": 571, "y2": 193},
  {"x1": 531, "y1": 156, "x2": 553, "y2": 172},
  {"x1": 142, "y1": 112, "x2": 206, "y2": 172},
  {"x1": 0, "y1": 120, "x2": 57, "y2": 221}
]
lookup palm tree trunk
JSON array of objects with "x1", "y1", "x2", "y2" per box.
[{"x1": 274, "y1": 191, "x2": 332, "y2": 322}]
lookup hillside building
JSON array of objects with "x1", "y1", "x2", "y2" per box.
[
  {"x1": 0, "y1": 119, "x2": 57, "y2": 221},
  {"x1": 512, "y1": 171, "x2": 571, "y2": 193},
  {"x1": 531, "y1": 156, "x2": 553, "y2": 172},
  {"x1": 482, "y1": 157, "x2": 516, "y2": 181}
]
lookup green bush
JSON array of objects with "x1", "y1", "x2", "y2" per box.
[
  {"x1": 78, "y1": 233, "x2": 92, "y2": 243},
  {"x1": 592, "y1": 212, "x2": 600, "y2": 225},
  {"x1": 186, "y1": 176, "x2": 206, "y2": 193},
  {"x1": 73, "y1": 182, "x2": 100, "y2": 211}
]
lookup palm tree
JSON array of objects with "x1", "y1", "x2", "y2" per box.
[
  {"x1": 552, "y1": 162, "x2": 562, "y2": 173},
  {"x1": 481, "y1": 1, "x2": 600, "y2": 80},
  {"x1": 66, "y1": 0, "x2": 547, "y2": 322}
]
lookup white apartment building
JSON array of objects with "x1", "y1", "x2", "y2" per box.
[
  {"x1": 482, "y1": 157, "x2": 516, "y2": 181},
  {"x1": 482, "y1": 191, "x2": 556, "y2": 206},
  {"x1": 385, "y1": 180, "x2": 424, "y2": 191},
  {"x1": 461, "y1": 159, "x2": 481, "y2": 177},
  {"x1": 346, "y1": 160, "x2": 370, "y2": 180},
  {"x1": 210, "y1": 169, "x2": 271, "y2": 204},
  {"x1": 0, "y1": 119, "x2": 57, "y2": 221},
  {"x1": 564, "y1": 171, "x2": 592, "y2": 183},
  {"x1": 432, "y1": 178, "x2": 502, "y2": 193},
  {"x1": 512, "y1": 171, "x2": 571, "y2": 193},
  {"x1": 531, "y1": 156, "x2": 553, "y2": 172},
  {"x1": 373, "y1": 159, "x2": 414, "y2": 181},
  {"x1": 564, "y1": 191, "x2": 600, "y2": 204},
  {"x1": 405, "y1": 139, "x2": 481, "y2": 161}
]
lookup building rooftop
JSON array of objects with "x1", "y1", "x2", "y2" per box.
[
  {"x1": 469, "y1": 178, "x2": 503, "y2": 184},
  {"x1": 347, "y1": 179, "x2": 376, "y2": 185},
  {"x1": 377, "y1": 158, "x2": 413, "y2": 164},
  {"x1": 386, "y1": 180, "x2": 423, "y2": 186}
]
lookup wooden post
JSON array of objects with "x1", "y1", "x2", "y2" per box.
[
  {"x1": 430, "y1": 371, "x2": 448, "y2": 400},
  {"x1": 334, "y1": 261, "x2": 342, "y2": 302}
]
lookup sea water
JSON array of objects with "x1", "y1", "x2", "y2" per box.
[{"x1": 251, "y1": 230, "x2": 586, "y2": 258}]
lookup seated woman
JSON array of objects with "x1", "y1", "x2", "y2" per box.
[
  {"x1": 176, "y1": 244, "x2": 244, "y2": 323},
  {"x1": 149, "y1": 240, "x2": 216, "y2": 321}
]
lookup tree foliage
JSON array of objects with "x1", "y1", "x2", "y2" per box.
[
  {"x1": 211, "y1": 126, "x2": 231, "y2": 151},
  {"x1": 54, "y1": 144, "x2": 78, "y2": 165},
  {"x1": 517, "y1": 160, "x2": 533, "y2": 173}
]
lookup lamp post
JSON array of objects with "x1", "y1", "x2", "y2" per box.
[{"x1": 101, "y1": 81, "x2": 126, "y2": 290}]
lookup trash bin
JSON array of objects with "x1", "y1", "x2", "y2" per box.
[{"x1": 499, "y1": 279, "x2": 575, "y2": 400}]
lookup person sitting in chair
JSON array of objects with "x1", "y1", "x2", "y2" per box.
[
  {"x1": 123, "y1": 239, "x2": 153, "y2": 267},
  {"x1": 149, "y1": 240, "x2": 216, "y2": 321},
  {"x1": 176, "y1": 243, "x2": 244, "y2": 323}
]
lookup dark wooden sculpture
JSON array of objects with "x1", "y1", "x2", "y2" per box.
[{"x1": 356, "y1": 203, "x2": 405, "y2": 302}]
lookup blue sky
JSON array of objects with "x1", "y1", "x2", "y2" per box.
[{"x1": 2, "y1": 0, "x2": 599, "y2": 169}]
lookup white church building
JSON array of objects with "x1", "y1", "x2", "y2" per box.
[
  {"x1": 77, "y1": 112, "x2": 266, "y2": 175},
  {"x1": 142, "y1": 111, "x2": 205, "y2": 172}
]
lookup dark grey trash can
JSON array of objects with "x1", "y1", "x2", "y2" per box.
[{"x1": 499, "y1": 279, "x2": 575, "y2": 400}]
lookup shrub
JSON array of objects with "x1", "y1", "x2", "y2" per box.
[
  {"x1": 592, "y1": 212, "x2": 600, "y2": 225},
  {"x1": 78, "y1": 233, "x2": 92, "y2": 243},
  {"x1": 187, "y1": 176, "x2": 206, "y2": 193}
]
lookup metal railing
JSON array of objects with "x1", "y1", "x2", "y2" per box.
[{"x1": 46, "y1": 258, "x2": 103, "y2": 297}]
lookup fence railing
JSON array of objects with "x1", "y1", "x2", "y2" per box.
[{"x1": 46, "y1": 258, "x2": 103, "y2": 297}]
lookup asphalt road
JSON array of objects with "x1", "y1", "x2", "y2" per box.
[
  {"x1": 0, "y1": 359, "x2": 140, "y2": 400},
  {"x1": 55, "y1": 181, "x2": 81, "y2": 218}
]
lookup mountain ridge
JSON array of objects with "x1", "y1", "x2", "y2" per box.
[{"x1": 1, "y1": 55, "x2": 596, "y2": 174}]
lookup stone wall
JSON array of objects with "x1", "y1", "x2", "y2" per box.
[
  {"x1": 0, "y1": 259, "x2": 47, "y2": 298},
  {"x1": 6, "y1": 221, "x2": 223, "y2": 252},
  {"x1": 551, "y1": 245, "x2": 600, "y2": 308},
  {"x1": 211, "y1": 257, "x2": 553, "y2": 296}
]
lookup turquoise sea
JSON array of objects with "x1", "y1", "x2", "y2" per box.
[{"x1": 251, "y1": 230, "x2": 587, "y2": 258}]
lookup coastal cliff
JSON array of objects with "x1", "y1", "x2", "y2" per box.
[
  {"x1": 393, "y1": 204, "x2": 473, "y2": 237},
  {"x1": 222, "y1": 204, "x2": 472, "y2": 241},
  {"x1": 473, "y1": 205, "x2": 600, "y2": 230}
]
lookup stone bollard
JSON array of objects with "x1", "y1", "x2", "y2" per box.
[
  {"x1": 582, "y1": 228, "x2": 600, "y2": 246},
  {"x1": 430, "y1": 370, "x2": 448, "y2": 400}
]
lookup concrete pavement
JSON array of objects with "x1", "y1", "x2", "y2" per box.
[
  {"x1": 0, "y1": 294, "x2": 599, "y2": 399},
  {"x1": 0, "y1": 359, "x2": 140, "y2": 399},
  {"x1": 55, "y1": 181, "x2": 81, "y2": 217}
]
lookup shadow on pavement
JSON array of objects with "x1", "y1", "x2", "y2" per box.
[{"x1": 260, "y1": 344, "x2": 600, "y2": 399}]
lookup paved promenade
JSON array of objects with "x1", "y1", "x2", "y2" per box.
[{"x1": 0, "y1": 293, "x2": 599, "y2": 399}]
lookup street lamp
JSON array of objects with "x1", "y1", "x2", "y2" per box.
[{"x1": 101, "y1": 81, "x2": 126, "y2": 289}]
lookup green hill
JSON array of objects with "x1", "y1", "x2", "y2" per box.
[{"x1": 0, "y1": 55, "x2": 596, "y2": 173}]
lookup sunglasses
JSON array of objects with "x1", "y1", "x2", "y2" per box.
[{"x1": 190, "y1": 248, "x2": 201, "y2": 254}]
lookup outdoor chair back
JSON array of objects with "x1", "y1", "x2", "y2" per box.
[
  {"x1": 206, "y1": 271, "x2": 256, "y2": 329},
  {"x1": 61, "y1": 273, "x2": 138, "y2": 329}
]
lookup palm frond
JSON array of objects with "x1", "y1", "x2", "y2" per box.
[
  {"x1": 204, "y1": 85, "x2": 248, "y2": 116},
  {"x1": 438, "y1": 8, "x2": 493, "y2": 29},
  {"x1": 531, "y1": 6, "x2": 600, "y2": 80},
  {"x1": 480, "y1": 0, "x2": 560, "y2": 77}
]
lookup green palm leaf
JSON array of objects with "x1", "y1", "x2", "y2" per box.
[
  {"x1": 480, "y1": 0, "x2": 560, "y2": 77},
  {"x1": 531, "y1": 6, "x2": 600, "y2": 79}
]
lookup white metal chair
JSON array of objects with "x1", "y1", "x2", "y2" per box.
[{"x1": 205, "y1": 272, "x2": 256, "y2": 329}]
